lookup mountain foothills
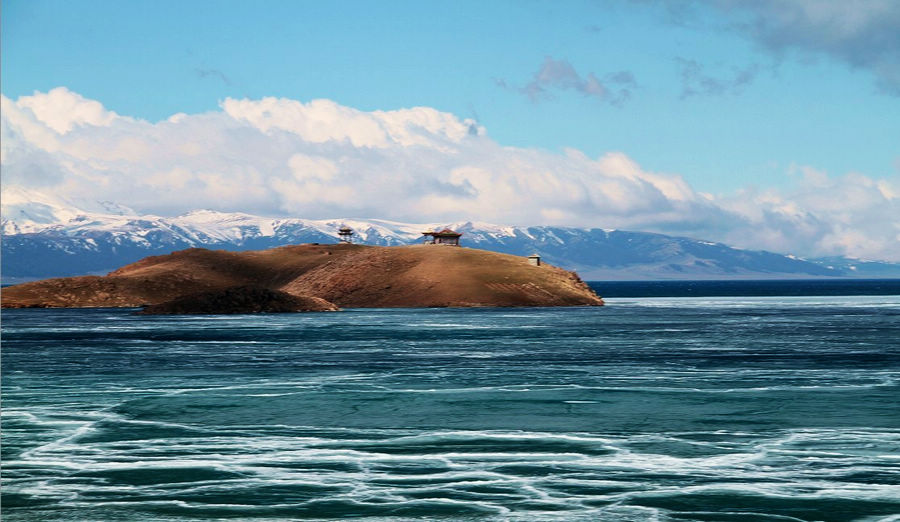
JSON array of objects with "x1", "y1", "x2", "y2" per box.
[{"x1": 2, "y1": 190, "x2": 898, "y2": 282}]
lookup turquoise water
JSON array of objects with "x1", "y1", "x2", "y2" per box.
[{"x1": 2, "y1": 292, "x2": 899, "y2": 521}]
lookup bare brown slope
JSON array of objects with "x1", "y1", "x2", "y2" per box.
[
  {"x1": 283, "y1": 245, "x2": 601, "y2": 307},
  {"x1": 1, "y1": 244, "x2": 355, "y2": 308},
  {"x1": 1, "y1": 244, "x2": 602, "y2": 308}
]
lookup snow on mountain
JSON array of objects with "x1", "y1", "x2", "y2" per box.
[
  {"x1": 1, "y1": 187, "x2": 86, "y2": 234},
  {"x1": 2, "y1": 194, "x2": 898, "y2": 282}
]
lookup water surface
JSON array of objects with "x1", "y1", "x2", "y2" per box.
[{"x1": 2, "y1": 290, "x2": 899, "y2": 521}]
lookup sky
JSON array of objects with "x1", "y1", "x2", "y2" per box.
[{"x1": 1, "y1": 0, "x2": 899, "y2": 261}]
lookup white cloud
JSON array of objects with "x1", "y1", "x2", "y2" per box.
[
  {"x1": 16, "y1": 87, "x2": 123, "y2": 134},
  {"x1": 1, "y1": 88, "x2": 898, "y2": 261},
  {"x1": 221, "y1": 96, "x2": 483, "y2": 149},
  {"x1": 715, "y1": 171, "x2": 899, "y2": 260}
]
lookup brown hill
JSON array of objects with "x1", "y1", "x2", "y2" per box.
[{"x1": 1, "y1": 244, "x2": 603, "y2": 308}]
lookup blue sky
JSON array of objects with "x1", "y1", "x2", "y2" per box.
[
  {"x1": 4, "y1": 0, "x2": 898, "y2": 193},
  {"x1": 2, "y1": 1, "x2": 899, "y2": 260}
]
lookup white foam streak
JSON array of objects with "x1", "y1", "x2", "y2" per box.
[{"x1": 8, "y1": 422, "x2": 899, "y2": 513}]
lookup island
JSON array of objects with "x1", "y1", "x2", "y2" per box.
[{"x1": 1, "y1": 243, "x2": 604, "y2": 309}]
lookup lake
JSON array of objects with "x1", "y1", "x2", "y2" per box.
[{"x1": 2, "y1": 281, "x2": 899, "y2": 521}]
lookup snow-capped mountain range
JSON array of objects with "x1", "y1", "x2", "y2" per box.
[{"x1": 2, "y1": 188, "x2": 898, "y2": 282}]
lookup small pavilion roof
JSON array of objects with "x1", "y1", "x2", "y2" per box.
[{"x1": 422, "y1": 228, "x2": 462, "y2": 237}]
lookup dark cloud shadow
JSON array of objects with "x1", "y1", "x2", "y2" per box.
[
  {"x1": 498, "y1": 56, "x2": 638, "y2": 107},
  {"x1": 196, "y1": 68, "x2": 233, "y2": 86},
  {"x1": 638, "y1": 0, "x2": 900, "y2": 96},
  {"x1": 676, "y1": 57, "x2": 760, "y2": 99}
]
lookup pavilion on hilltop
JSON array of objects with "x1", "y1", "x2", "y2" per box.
[
  {"x1": 337, "y1": 225, "x2": 355, "y2": 243},
  {"x1": 422, "y1": 228, "x2": 462, "y2": 246}
]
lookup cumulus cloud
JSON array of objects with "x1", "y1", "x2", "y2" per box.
[
  {"x1": 713, "y1": 166, "x2": 899, "y2": 260},
  {"x1": 499, "y1": 57, "x2": 637, "y2": 106},
  {"x1": 15, "y1": 87, "x2": 124, "y2": 134},
  {"x1": 1, "y1": 87, "x2": 898, "y2": 261},
  {"x1": 221, "y1": 96, "x2": 483, "y2": 148}
]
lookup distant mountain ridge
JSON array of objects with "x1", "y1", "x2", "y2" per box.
[{"x1": 3, "y1": 190, "x2": 898, "y2": 282}]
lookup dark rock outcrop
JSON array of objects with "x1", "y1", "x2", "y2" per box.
[{"x1": 136, "y1": 286, "x2": 339, "y2": 315}]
